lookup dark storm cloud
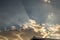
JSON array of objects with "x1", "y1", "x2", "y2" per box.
[
  {"x1": 0, "y1": 0, "x2": 60, "y2": 26},
  {"x1": 23, "y1": 0, "x2": 60, "y2": 24},
  {"x1": 0, "y1": 0, "x2": 29, "y2": 26},
  {"x1": 23, "y1": 0, "x2": 50, "y2": 23},
  {"x1": 51, "y1": 0, "x2": 60, "y2": 10},
  {"x1": 23, "y1": 0, "x2": 46, "y2": 23},
  {"x1": 51, "y1": 0, "x2": 60, "y2": 24}
]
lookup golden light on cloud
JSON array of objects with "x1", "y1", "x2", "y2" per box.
[
  {"x1": 11, "y1": 26, "x2": 16, "y2": 30},
  {"x1": 22, "y1": 19, "x2": 60, "y2": 39},
  {"x1": 0, "y1": 19, "x2": 60, "y2": 40},
  {"x1": 0, "y1": 36, "x2": 8, "y2": 40},
  {"x1": 44, "y1": 0, "x2": 51, "y2": 4},
  {"x1": 44, "y1": 0, "x2": 48, "y2": 2},
  {"x1": 22, "y1": 23, "x2": 28, "y2": 30},
  {"x1": 48, "y1": 0, "x2": 51, "y2": 3}
]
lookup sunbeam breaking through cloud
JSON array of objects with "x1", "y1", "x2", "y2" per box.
[{"x1": 0, "y1": 0, "x2": 60, "y2": 40}]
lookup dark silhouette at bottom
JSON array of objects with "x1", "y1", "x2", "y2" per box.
[{"x1": 31, "y1": 36, "x2": 59, "y2": 40}]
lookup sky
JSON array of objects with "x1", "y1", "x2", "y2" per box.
[
  {"x1": 0, "y1": 0, "x2": 60, "y2": 39},
  {"x1": 0, "y1": 0, "x2": 60, "y2": 27}
]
